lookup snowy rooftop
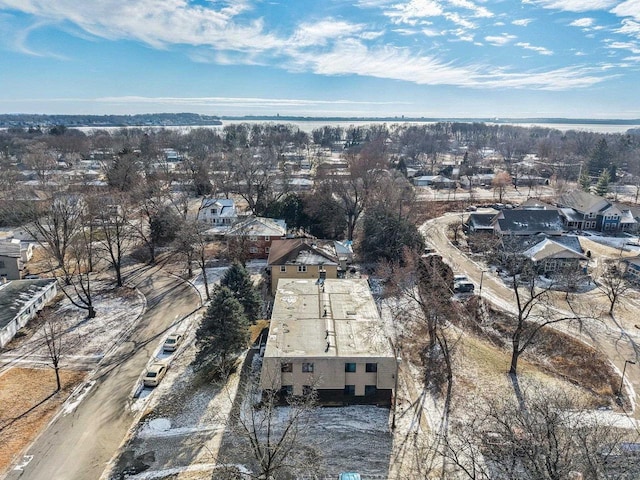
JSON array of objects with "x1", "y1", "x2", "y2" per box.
[
  {"x1": 0, "y1": 279, "x2": 56, "y2": 329},
  {"x1": 265, "y1": 278, "x2": 394, "y2": 359}
]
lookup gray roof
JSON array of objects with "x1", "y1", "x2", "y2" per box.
[
  {"x1": 0, "y1": 279, "x2": 56, "y2": 330},
  {"x1": 467, "y1": 213, "x2": 496, "y2": 229},
  {"x1": 495, "y1": 209, "x2": 564, "y2": 235},
  {"x1": 559, "y1": 190, "x2": 610, "y2": 214},
  {"x1": 0, "y1": 242, "x2": 21, "y2": 258}
]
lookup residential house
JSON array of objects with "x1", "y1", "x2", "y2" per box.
[
  {"x1": 522, "y1": 237, "x2": 587, "y2": 274},
  {"x1": 0, "y1": 240, "x2": 32, "y2": 280},
  {"x1": 413, "y1": 175, "x2": 457, "y2": 189},
  {"x1": 0, "y1": 279, "x2": 57, "y2": 348},
  {"x1": 465, "y1": 213, "x2": 496, "y2": 234},
  {"x1": 557, "y1": 190, "x2": 620, "y2": 232},
  {"x1": 267, "y1": 239, "x2": 341, "y2": 294},
  {"x1": 226, "y1": 216, "x2": 287, "y2": 260},
  {"x1": 459, "y1": 173, "x2": 495, "y2": 189},
  {"x1": 197, "y1": 198, "x2": 238, "y2": 229},
  {"x1": 616, "y1": 204, "x2": 640, "y2": 233},
  {"x1": 260, "y1": 278, "x2": 397, "y2": 406},
  {"x1": 492, "y1": 209, "x2": 565, "y2": 237}
]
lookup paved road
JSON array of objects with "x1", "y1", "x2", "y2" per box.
[
  {"x1": 4, "y1": 265, "x2": 199, "y2": 480},
  {"x1": 424, "y1": 213, "x2": 640, "y2": 419}
]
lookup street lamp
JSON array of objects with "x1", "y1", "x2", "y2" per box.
[
  {"x1": 479, "y1": 270, "x2": 486, "y2": 296},
  {"x1": 618, "y1": 359, "x2": 636, "y2": 397},
  {"x1": 391, "y1": 346, "x2": 402, "y2": 430}
]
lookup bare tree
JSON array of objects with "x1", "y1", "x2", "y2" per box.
[
  {"x1": 492, "y1": 171, "x2": 512, "y2": 203},
  {"x1": 597, "y1": 259, "x2": 631, "y2": 315},
  {"x1": 41, "y1": 311, "x2": 78, "y2": 392},
  {"x1": 228, "y1": 373, "x2": 319, "y2": 479}
]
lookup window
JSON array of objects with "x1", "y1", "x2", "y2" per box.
[
  {"x1": 365, "y1": 385, "x2": 377, "y2": 396},
  {"x1": 280, "y1": 385, "x2": 292, "y2": 396},
  {"x1": 298, "y1": 265, "x2": 307, "y2": 273},
  {"x1": 249, "y1": 235, "x2": 258, "y2": 241},
  {"x1": 280, "y1": 265, "x2": 287, "y2": 272},
  {"x1": 345, "y1": 362, "x2": 356, "y2": 373},
  {"x1": 264, "y1": 236, "x2": 270, "y2": 241},
  {"x1": 281, "y1": 363, "x2": 293, "y2": 372},
  {"x1": 250, "y1": 247, "x2": 258, "y2": 254},
  {"x1": 210, "y1": 208, "x2": 217, "y2": 215},
  {"x1": 344, "y1": 385, "x2": 355, "y2": 396},
  {"x1": 265, "y1": 247, "x2": 270, "y2": 254},
  {"x1": 302, "y1": 362, "x2": 314, "y2": 373},
  {"x1": 365, "y1": 363, "x2": 378, "y2": 373}
]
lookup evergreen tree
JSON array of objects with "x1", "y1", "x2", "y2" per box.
[
  {"x1": 221, "y1": 263, "x2": 263, "y2": 323},
  {"x1": 578, "y1": 170, "x2": 592, "y2": 192},
  {"x1": 595, "y1": 169, "x2": 610, "y2": 197},
  {"x1": 195, "y1": 285, "x2": 249, "y2": 375},
  {"x1": 588, "y1": 138, "x2": 611, "y2": 177}
]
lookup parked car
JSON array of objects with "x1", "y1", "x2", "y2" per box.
[
  {"x1": 454, "y1": 280, "x2": 475, "y2": 293},
  {"x1": 143, "y1": 362, "x2": 167, "y2": 387},
  {"x1": 454, "y1": 274, "x2": 469, "y2": 283},
  {"x1": 163, "y1": 333, "x2": 182, "y2": 353}
]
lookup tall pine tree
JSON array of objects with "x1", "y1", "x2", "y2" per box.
[
  {"x1": 221, "y1": 263, "x2": 262, "y2": 323},
  {"x1": 195, "y1": 285, "x2": 249, "y2": 376}
]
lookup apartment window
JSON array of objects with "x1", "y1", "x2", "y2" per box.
[
  {"x1": 210, "y1": 208, "x2": 217, "y2": 214},
  {"x1": 280, "y1": 385, "x2": 293, "y2": 396},
  {"x1": 250, "y1": 247, "x2": 258, "y2": 254},
  {"x1": 345, "y1": 362, "x2": 356, "y2": 373},
  {"x1": 249, "y1": 235, "x2": 258, "y2": 241},
  {"x1": 280, "y1": 265, "x2": 287, "y2": 272},
  {"x1": 281, "y1": 362, "x2": 293, "y2": 372},
  {"x1": 264, "y1": 236, "x2": 270, "y2": 241},
  {"x1": 302, "y1": 362, "x2": 314, "y2": 373},
  {"x1": 344, "y1": 385, "x2": 355, "y2": 396},
  {"x1": 265, "y1": 247, "x2": 270, "y2": 254},
  {"x1": 365, "y1": 385, "x2": 377, "y2": 396},
  {"x1": 298, "y1": 265, "x2": 307, "y2": 273},
  {"x1": 365, "y1": 363, "x2": 378, "y2": 373}
]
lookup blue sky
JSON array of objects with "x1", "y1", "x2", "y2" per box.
[{"x1": 1, "y1": 0, "x2": 640, "y2": 118}]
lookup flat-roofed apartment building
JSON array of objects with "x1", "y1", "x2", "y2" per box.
[{"x1": 260, "y1": 278, "x2": 396, "y2": 406}]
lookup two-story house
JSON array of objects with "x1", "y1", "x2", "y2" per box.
[
  {"x1": 197, "y1": 198, "x2": 237, "y2": 229},
  {"x1": 226, "y1": 216, "x2": 287, "y2": 260},
  {"x1": 557, "y1": 190, "x2": 621, "y2": 232},
  {"x1": 267, "y1": 239, "x2": 341, "y2": 294}
]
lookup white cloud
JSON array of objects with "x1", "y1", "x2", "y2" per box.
[
  {"x1": 287, "y1": 38, "x2": 609, "y2": 90},
  {"x1": 611, "y1": 0, "x2": 640, "y2": 21},
  {"x1": 516, "y1": 42, "x2": 553, "y2": 55},
  {"x1": 569, "y1": 17, "x2": 595, "y2": 27},
  {"x1": 485, "y1": 33, "x2": 516, "y2": 46},
  {"x1": 292, "y1": 19, "x2": 366, "y2": 46},
  {"x1": 383, "y1": 0, "x2": 443, "y2": 25},
  {"x1": 444, "y1": 11, "x2": 477, "y2": 29},
  {"x1": 607, "y1": 40, "x2": 640, "y2": 54},
  {"x1": 422, "y1": 27, "x2": 441, "y2": 36},
  {"x1": 448, "y1": 0, "x2": 493, "y2": 18},
  {"x1": 512, "y1": 18, "x2": 534, "y2": 26},
  {"x1": 615, "y1": 18, "x2": 640, "y2": 37},
  {"x1": 526, "y1": 0, "x2": 618, "y2": 13},
  {"x1": 0, "y1": 0, "x2": 285, "y2": 51}
]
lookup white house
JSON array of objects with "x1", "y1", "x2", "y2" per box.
[
  {"x1": 0, "y1": 279, "x2": 57, "y2": 348},
  {"x1": 197, "y1": 198, "x2": 238, "y2": 229}
]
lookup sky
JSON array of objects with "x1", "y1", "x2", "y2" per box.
[{"x1": 1, "y1": 0, "x2": 640, "y2": 119}]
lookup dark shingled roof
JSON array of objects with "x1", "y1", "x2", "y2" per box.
[{"x1": 495, "y1": 209, "x2": 564, "y2": 235}]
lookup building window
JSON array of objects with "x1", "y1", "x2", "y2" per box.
[
  {"x1": 280, "y1": 385, "x2": 292, "y2": 396},
  {"x1": 210, "y1": 208, "x2": 217, "y2": 214},
  {"x1": 366, "y1": 363, "x2": 378, "y2": 373},
  {"x1": 249, "y1": 235, "x2": 258, "y2": 241},
  {"x1": 265, "y1": 247, "x2": 270, "y2": 254},
  {"x1": 345, "y1": 362, "x2": 356, "y2": 373},
  {"x1": 298, "y1": 265, "x2": 307, "y2": 273},
  {"x1": 344, "y1": 385, "x2": 355, "y2": 396},
  {"x1": 280, "y1": 265, "x2": 287, "y2": 272},
  {"x1": 365, "y1": 385, "x2": 377, "y2": 396},
  {"x1": 281, "y1": 363, "x2": 293, "y2": 372},
  {"x1": 264, "y1": 236, "x2": 270, "y2": 241},
  {"x1": 302, "y1": 362, "x2": 314, "y2": 373},
  {"x1": 250, "y1": 247, "x2": 258, "y2": 254}
]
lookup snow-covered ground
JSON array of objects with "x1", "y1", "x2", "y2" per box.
[{"x1": 0, "y1": 282, "x2": 146, "y2": 369}]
